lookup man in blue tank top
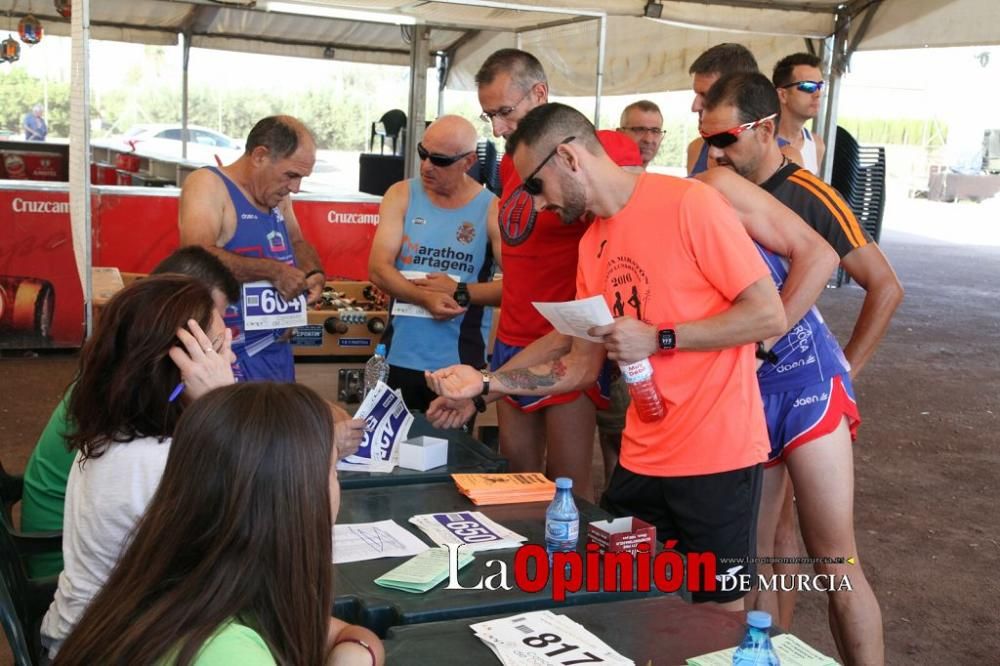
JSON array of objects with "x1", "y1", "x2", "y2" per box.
[
  {"x1": 368, "y1": 115, "x2": 502, "y2": 412},
  {"x1": 178, "y1": 115, "x2": 326, "y2": 382}
]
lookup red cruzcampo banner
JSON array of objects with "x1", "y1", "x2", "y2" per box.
[
  {"x1": 0, "y1": 189, "x2": 84, "y2": 348},
  {"x1": 295, "y1": 200, "x2": 379, "y2": 281}
]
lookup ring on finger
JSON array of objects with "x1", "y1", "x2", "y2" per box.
[{"x1": 203, "y1": 346, "x2": 214, "y2": 353}]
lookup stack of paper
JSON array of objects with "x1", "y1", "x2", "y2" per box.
[
  {"x1": 337, "y1": 381, "x2": 412, "y2": 473},
  {"x1": 452, "y1": 473, "x2": 556, "y2": 505},
  {"x1": 686, "y1": 633, "x2": 839, "y2": 666},
  {"x1": 410, "y1": 511, "x2": 527, "y2": 552},
  {"x1": 374, "y1": 546, "x2": 475, "y2": 593},
  {"x1": 471, "y1": 610, "x2": 633, "y2": 666}
]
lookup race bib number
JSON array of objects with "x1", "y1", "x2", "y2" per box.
[{"x1": 241, "y1": 281, "x2": 307, "y2": 331}]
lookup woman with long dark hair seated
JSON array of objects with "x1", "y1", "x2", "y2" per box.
[
  {"x1": 40, "y1": 274, "x2": 236, "y2": 657},
  {"x1": 53, "y1": 383, "x2": 383, "y2": 665}
]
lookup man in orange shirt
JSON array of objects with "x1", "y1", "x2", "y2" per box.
[{"x1": 427, "y1": 103, "x2": 787, "y2": 606}]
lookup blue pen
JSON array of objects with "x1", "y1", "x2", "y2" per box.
[{"x1": 168, "y1": 382, "x2": 185, "y2": 403}]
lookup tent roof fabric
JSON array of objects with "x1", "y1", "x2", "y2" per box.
[{"x1": 0, "y1": 0, "x2": 995, "y2": 93}]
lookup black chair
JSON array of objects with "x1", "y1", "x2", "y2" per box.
[
  {"x1": 370, "y1": 109, "x2": 407, "y2": 155},
  {"x1": 467, "y1": 139, "x2": 501, "y2": 196},
  {"x1": 830, "y1": 126, "x2": 886, "y2": 286},
  {"x1": 0, "y1": 460, "x2": 62, "y2": 665}
]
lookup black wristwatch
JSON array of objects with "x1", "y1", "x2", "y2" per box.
[
  {"x1": 480, "y1": 369, "x2": 491, "y2": 396},
  {"x1": 453, "y1": 282, "x2": 471, "y2": 307},
  {"x1": 657, "y1": 324, "x2": 677, "y2": 355},
  {"x1": 472, "y1": 396, "x2": 488, "y2": 413},
  {"x1": 756, "y1": 341, "x2": 779, "y2": 365}
]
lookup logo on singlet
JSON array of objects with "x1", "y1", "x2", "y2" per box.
[
  {"x1": 456, "y1": 222, "x2": 476, "y2": 245},
  {"x1": 498, "y1": 186, "x2": 536, "y2": 246},
  {"x1": 267, "y1": 230, "x2": 287, "y2": 253}
]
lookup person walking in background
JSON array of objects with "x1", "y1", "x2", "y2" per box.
[{"x1": 24, "y1": 104, "x2": 47, "y2": 141}]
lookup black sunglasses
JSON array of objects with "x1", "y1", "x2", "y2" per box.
[
  {"x1": 417, "y1": 143, "x2": 473, "y2": 167},
  {"x1": 522, "y1": 136, "x2": 575, "y2": 196}
]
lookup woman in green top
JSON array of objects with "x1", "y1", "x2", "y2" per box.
[
  {"x1": 53, "y1": 382, "x2": 383, "y2": 666},
  {"x1": 20, "y1": 247, "x2": 241, "y2": 578}
]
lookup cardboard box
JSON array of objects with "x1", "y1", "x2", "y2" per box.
[
  {"x1": 587, "y1": 517, "x2": 656, "y2": 555},
  {"x1": 398, "y1": 436, "x2": 448, "y2": 471}
]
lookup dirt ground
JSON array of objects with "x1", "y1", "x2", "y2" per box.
[{"x1": 1, "y1": 226, "x2": 998, "y2": 664}]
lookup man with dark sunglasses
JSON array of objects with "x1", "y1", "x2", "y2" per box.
[
  {"x1": 428, "y1": 103, "x2": 789, "y2": 608},
  {"x1": 368, "y1": 115, "x2": 502, "y2": 413},
  {"x1": 686, "y1": 43, "x2": 802, "y2": 176},
  {"x1": 773, "y1": 52, "x2": 827, "y2": 173},
  {"x1": 701, "y1": 72, "x2": 899, "y2": 664}
]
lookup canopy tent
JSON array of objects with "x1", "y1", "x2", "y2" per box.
[
  {"x1": 2, "y1": 0, "x2": 996, "y2": 93},
  {"x1": 2, "y1": 0, "x2": 996, "y2": 338}
]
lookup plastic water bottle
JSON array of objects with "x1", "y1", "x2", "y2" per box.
[
  {"x1": 619, "y1": 358, "x2": 666, "y2": 422},
  {"x1": 545, "y1": 477, "x2": 579, "y2": 571},
  {"x1": 364, "y1": 343, "x2": 389, "y2": 397},
  {"x1": 732, "y1": 610, "x2": 781, "y2": 665}
]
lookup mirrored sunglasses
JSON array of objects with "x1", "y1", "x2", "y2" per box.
[
  {"x1": 699, "y1": 113, "x2": 777, "y2": 149},
  {"x1": 782, "y1": 80, "x2": 825, "y2": 94}
]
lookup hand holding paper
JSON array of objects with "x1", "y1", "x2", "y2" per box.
[
  {"x1": 588, "y1": 316, "x2": 658, "y2": 363},
  {"x1": 532, "y1": 295, "x2": 613, "y2": 342}
]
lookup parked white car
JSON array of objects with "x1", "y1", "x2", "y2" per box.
[{"x1": 116, "y1": 124, "x2": 244, "y2": 165}]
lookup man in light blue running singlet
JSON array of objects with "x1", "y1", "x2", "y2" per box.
[
  {"x1": 368, "y1": 115, "x2": 502, "y2": 413},
  {"x1": 178, "y1": 115, "x2": 326, "y2": 382}
]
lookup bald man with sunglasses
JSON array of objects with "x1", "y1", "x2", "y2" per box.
[{"x1": 368, "y1": 115, "x2": 502, "y2": 413}]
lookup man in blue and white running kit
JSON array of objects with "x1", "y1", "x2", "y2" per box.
[
  {"x1": 368, "y1": 115, "x2": 502, "y2": 413},
  {"x1": 178, "y1": 115, "x2": 326, "y2": 382},
  {"x1": 773, "y1": 52, "x2": 827, "y2": 174},
  {"x1": 701, "y1": 72, "x2": 897, "y2": 665}
]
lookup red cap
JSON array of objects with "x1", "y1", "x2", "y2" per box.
[{"x1": 596, "y1": 129, "x2": 642, "y2": 168}]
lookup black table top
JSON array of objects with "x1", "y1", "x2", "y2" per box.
[
  {"x1": 332, "y1": 482, "x2": 669, "y2": 637},
  {"x1": 382, "y1": 596, "x2": 750, "y2": 665},
  {"x1": 337, "y1": 415, "x2": 506, "y2": 490}
]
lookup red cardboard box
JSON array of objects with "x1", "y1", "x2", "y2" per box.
[{"x1": 587, "y1": 517, "x2": 656, "y2": 555}]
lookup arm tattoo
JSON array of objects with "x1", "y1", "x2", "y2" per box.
[{"x1": 495, "y1": 359, "x2": 568, "y2": 391}]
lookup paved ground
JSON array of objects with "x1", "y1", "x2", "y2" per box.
[{"x1": 2, "y1": 213, "x2": 999, "y2": 664}]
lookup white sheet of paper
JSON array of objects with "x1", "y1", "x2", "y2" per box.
[
  {"x1": 532, "y1": 295, "x2": 614, "y2": 342},
  {"x1": 391, "y1": 271, "x2": 462, "y2": 318},
  {"x1": 332, "y1": 520, "x2": 429, "y2": 564},
  {"x1": 471, "y1": 610, "x2": 634, "y2": 666}
]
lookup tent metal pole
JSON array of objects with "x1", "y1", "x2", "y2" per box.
[
  {"x1": 182, "y1": 31, "x2": 191, "y2": 160},
  {"x1": 405, "y1": 26, "x2": 430, "y2": 179},
  {"x1": 70, "y1": 0, "x2": 93, "y2": 339},
  {"x1": 594, "y1": 14, "x2": 606, "y2": 127},
  {"x1": 818, "y1": 9, "x2": 849, "y2": 181}
]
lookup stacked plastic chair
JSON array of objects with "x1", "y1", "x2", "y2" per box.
[{"x1": 829, "y1": 126, "x2": 887, "y2": 286}]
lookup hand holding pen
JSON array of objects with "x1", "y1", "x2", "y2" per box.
[{"x1": 168, "y1": 319, "x2": 236, "y2": 403}]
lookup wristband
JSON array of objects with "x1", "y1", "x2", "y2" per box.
[
  {"x1": 755, "y1": 341, "x2": 778, "y2": 365},
  {"x1": 480, "y1": 369, "x2": 491, "y2": 396},
  {"x1": 335, "y1": 638, "x2": 376, "y2": 666},
  {"x1": 472, "y1": 396, "x2": 488, "y2": 413},
  {"x1": 304, "y1": 269, "x2": 325, "y2": 281}
]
